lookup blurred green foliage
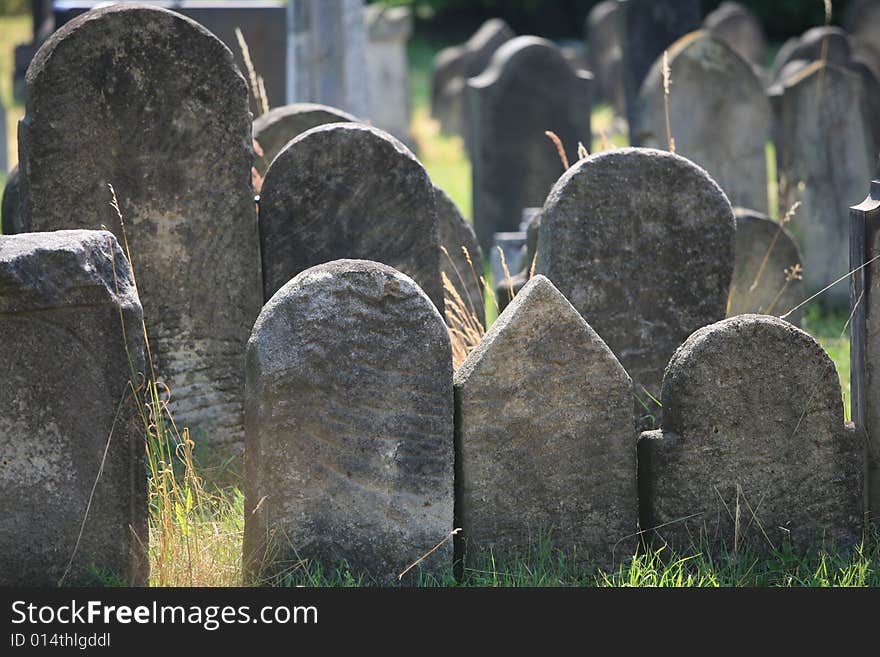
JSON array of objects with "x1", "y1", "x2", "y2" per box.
[
  {"x1": 373, "y1": 0, "x2": 854, "y2": 40},
  {"x1": 0, "y1": 0, "x2": 29, "y2": 17}
]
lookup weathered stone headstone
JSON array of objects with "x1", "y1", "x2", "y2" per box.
[
  {"x1": 365, "y1": 5, "x2": 413, "y2": 148},
  {"x1": 728, "y1": 208, "x2": 804, "y2": 326},
  {"x1": 703, "y1": 1, "x2": 766, "y2": 67},
  {"x1": 844, "y1": 0, "x2": 880, "y2": 79},
  {"x1": 496, "y1": 208, "x2": 542, "y2": 312},
  {"x1": 622, "y1": 0, "x2": 701, "y2": 144},
  {"x1": 287, "y1": 0, "x2": 369, "y2": 117},
  {"x1": 772, "y1": 27, "x2": 853, "y2": 82},
  {"x1": 536, "y1": 148, "x2": 735, "y2": 413},
  {"x1": 635, "y1": 31, "x2": 772, "y2": 213},
  {"x1": 639, "y1": 315, "x2": 863, "y2": 552},
  {"x1": 469, "y1": 36, "x2": 592, "y2": 253},
  {"x1": 1, "y1": 166, "x2": 21, "y2": 235},
  {"x1": 244, "y1": 259, "x2": 453, "y2": 584},
  {"x1": 0, "y1": 230, "x2": 147, "y2": 586},
  {"x1": 586, "y1": 0, "x2": 626, "y2": 114},
  {"x1": 430, "y1": 45, "x2": 467, "y2": 135},
  {"x1": 455, "y1": 275, "x2": 637, "y2": 567},
  {"x1": 259, "y1": 123, "x2": 442, "y2": 308},
  {"x1": 252, "y1": 103, "x2": 358, "y2": 176},
  {"x1": 849, "y1": 177, "x2": 880, "y2": 522},
  {"x1": 435, "y1": 187, "x2": 485, "y2": 328},
  {"x1": 778, "y1": 62, "x2": 874, "y2": 305},
  {"x1": 20, "y1": 5, "x2": 262, "y2": 446}
]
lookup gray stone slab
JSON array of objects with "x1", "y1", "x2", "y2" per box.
[
  {"x1": 703, "y1": 1, "x2": 767, "y2": 67},
  {"x1": 586, "y1": 0, "x2": 626, "y2": 114},
  {"x1": 364, "y1": 5, "x2": 413, "y2": 147}
]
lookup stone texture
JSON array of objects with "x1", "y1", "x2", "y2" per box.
[
  {"x1": 19, "y1": 5, "x2": 262, "y2": 446},
  {"x1": 259, "y1": 123, "x2": 442, "y2": 308},
  {"x1": 728, "y1": 208, "x2": 804, "y2": 326},
  {"x1": 288, "y1": 0, "x2": 369, "y2": 117},
  {"x1": 252, "y1": 103, "x2": 358, "y2": 176},
  {"x1": 454, "y1": 275, "x2": 637, "y2": 568},
  {"x1": 1, "y1": 166, "x2": 21, "y2": 235},
  {"x1": 635, "y1": 31, "x2": 772, "y2": 213},
  {"x1": 639, "y1": 315, "x2": 863, "y2": 552},
  {"x1": 622, "y1": 0, "x2": 701, "y2": 144},
  {"x1": 244, "y1": 259, "x2": 453, "y2": 584},
  {"x1": 435, "y1": 186, "x2": 485, "y2": 327},
  {"x1": 535, "y1": 147, "x2": 735, "y2": 413},
  {"x1": 703, "y1": 1, "x2": 766, "y2": 67},
  {"x1": 778, "y1": 62, "x2": 874, "y2": 305},
  {"x1": 0, "y1": 230, "x2": 147, "y2": 586},
  {"x1": 364, "y1": 5, "x2": 413, "y2": 148},
  {"x1": 586, "y1": 0, "x2": 626, "y2": 114},
  {"x1": 468, "y1": 36, "x2": 592, "y2": 253}
]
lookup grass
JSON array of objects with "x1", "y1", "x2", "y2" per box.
[{"x1": 1, "y1": 13, "x2": 28, "y2": 170}]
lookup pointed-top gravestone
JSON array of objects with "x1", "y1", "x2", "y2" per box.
[
  {"x1": 455, "y1": 275, "x2": 637, "y2": 568},
  {"x1": 703, "y1": 1, "x2": 766, "y2": 67},
  {"x1": 435, "y1": 187, "x2": 485, "y2": 328},
  {"x1": 253, "y1": 103, "x2": 358, "y2": 175},
  {"x1": 0, "y1": 230, "x2": 147, "y2": 586},
  {"x1": 635, "y1": 31, "x2": 772, "y2": 213},
  {"x1": 19, "y1": 4, "x2": 261, "y2": 446},
  {"x1": 536, "y1": 147, "x2": 735, "y2": 414},
  {"x1": 244, "y1": 259, "x2": 453, "y2": 584},
  {"x1": 622, "y1": 0, "x2": 701, "y2": 143},
  {"x1": 728, "y1": 208, "x2": 804, "y2": 325},
  {"x1": 468, "y1": 36, "x2": 592, "y2": 253},
  {"x1": 778, "y1": 62, "x2": 874, "y2": 305},
  {"x1": 639, "y1": 315, "x2": 863, "y2": 553},
  {"x1": 258, "y1": 123, "x2": 442, "y2": 308}
]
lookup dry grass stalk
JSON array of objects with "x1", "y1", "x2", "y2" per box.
[
  {"x1": 235, "y1": 27, "x2": 268, "y2": 116},
  {"x1": 257, "y1": 76, "x2": 270, "y2": 116},
  {"x1": 578, "y1": 141, "x2": 590, "y2": 162},
  {"x1": 765, "y1": 264, "x2": 803, "y2": 315},
  {"x1": 662, "y1": 50, "x2": 676, "y2": 154},
  {"x1": 441, "y1": 245, "x2": 490, "y2": 370},
  {"x1": 748, "y1": 201, "x2": 801, "y2": 294},
  {"x1": 545, "y1": 130, "x2": 570, "y2": 170},
  {"x1": 817, "y1": 1, "x2": 833, "y2": 101},
  {"x1": 497, "y1": 245, "x2": 514, "y2": 304}
]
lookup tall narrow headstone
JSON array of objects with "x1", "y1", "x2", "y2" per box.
[
  {"x1": 469, "y1": 36, "x2": 592, "y2": 253},
  {"x1": 622, "y1": 0, "x2": 701, "y2": 143},
  {"x1": 435, "y1": 187, "x2": 485, "y2": 328},
  {"x1": 536, "y1": 148, "x2": 735, "y2": 413},
  {"x1": 365, "y1": 4, "x2": 413, "y2": 148},
  {"x1": 287, "y1": 0, "x2": 369, "y2": 117},
  {"x1": 252, "y1": 103, "x2": 358, "y2": 175},
  {"x1": 455, "y1": 276, "x2": 637, "y2": 568},
  {"x1": 430, "y1": 45, "x2": 467, "y2": 135},
  {"x1": 728, "y1": 208, "x2": 804, "y2": 326},
  {"x1": 850, "y1": 177, "x2": 880, "y2": 521},
  {"x1": 19, "y1": 5, "x2": 262, "y2": 446},
  {"x1": 259, "y1": 123, "x2": 443, "y2": 308},
  {"x1": 635, "y1": 32, "x2": 772, "y2": 213},
  {"x1": 703, "y1": 1, "x2": 767, "y2": 68},
  {"x1": 640, "y1": 315, "x2": 863, "y2": 552},
  {"x1": 586, "y1": 0, "x2": 626, "y2": 114},
  {"x1": 244, "y1": 259, "x2": 453, "y2": 584},
  {"x1": 0, "y1": 230, "x2": 147, "y2": 586},
  {"x1": 778, "y1": 62, "x2": 874, "y2": 305}
]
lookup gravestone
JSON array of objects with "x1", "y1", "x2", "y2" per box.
[
  {"x1": 622, "y1": 0, "x2": 701, "y2": 144},
  {"x1": 469, "y1": 36, "x2": 592, "y2": 253},
  {"x1": 635, "y1": 31, "x2": 772, "y2": 213},
  {"x1": 728, "y1": 208, "x2": 804, "y2": 326},
  {"x1": 703, "y1": 2, "x2": 766, "y2": 67},
  {"x1": 259, "y1": 123, "x2": 443, "y2": 308},
  {"x1": 850, "y1": 178, "x2": 880, "y2": 521},
  {"x1": 844, "y1": 0, "x2": 880, "y2": 80},
  {"x1": 778, "y1": 62, "x2": 874, "y2": 305},
  {"x1": 639, "y1": 315, "x2": 863, "y2": 552},
  {"x1": 52, "y1": 0, "x2": 289, "y2": 114},
  {"x1": 454, "y1": 275, "x2": 637, "y2": 568},
  {"x1": 244, "y1": 259, "x2": 453, "y2": 584},
  {"x1": 430, "y1": 45, "x2": 467, "y2": 135},
  {"x1": 19, "y1": 5, "x2": 262, "y2": 446},
  {"x1": 435, "y1": 187, "x2": 485, "y2": 328},
  {"x1": 496, "y1": 208, "x2": 542, "y2": 312},
  {"x1": 252, "y1": 103, "x2": 358, "y2": 175},
  {"x1": 586, "y1": 0, "x2": 626, "y2": 114},
  {"x1": 365, "y1": 5, "x2": 414, "y2": 148},
  {"x1": 536, "y1": 148, "x2": 735, "y2": 414},
  {"x1": 0, "y1": 230, "x2": 147, "y2": 586},
  {"x1": 288, "y1": 0, "x2": 369, "y2": 117},
  {"x1": 1, "y1": 167, "x2": 21, "y2": 235}
]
